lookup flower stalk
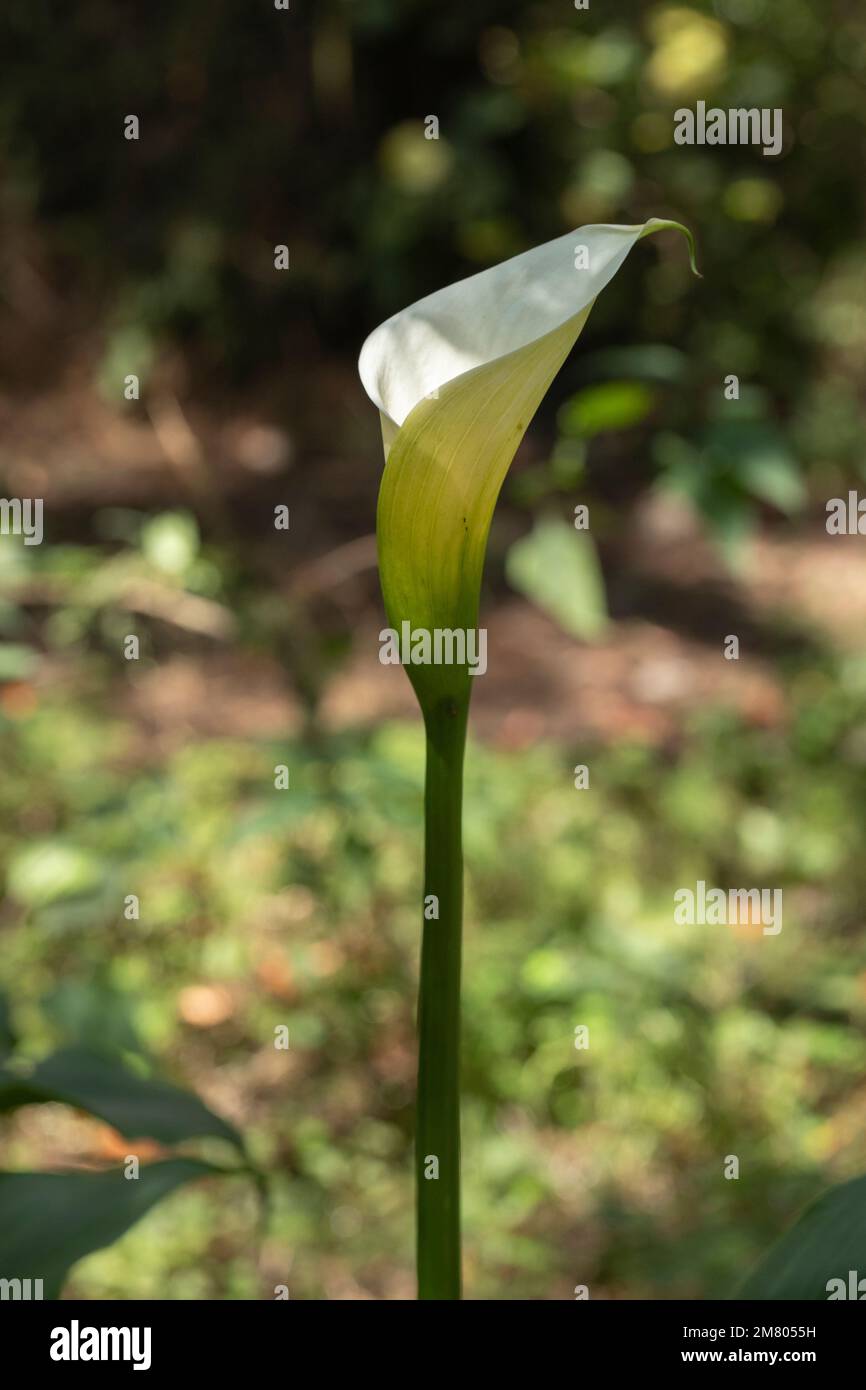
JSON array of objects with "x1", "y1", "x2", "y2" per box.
[{"x1": 416, "y1": 695, "x2": 468, "y2": 1299}]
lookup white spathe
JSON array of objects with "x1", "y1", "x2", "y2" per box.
[{"x1": 359, "y1": 220, "x2": 693, "y2": 435}]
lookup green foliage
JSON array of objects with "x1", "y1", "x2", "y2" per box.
[
  {"x1": 654, "y1": 394, "x2": 806, "y2": 557},
  {"x1": 506, "y1": 517, "x2": 608, "y2": 640},
  {"x1": 558, "y1": 381, "x2": 656, "y2": 439},
  {"x1": 0, "y1": 1047, "x2": 244, "y2": 1151},
  {"x1": 0, "y1": 1025, "x2": 249, "y2": 1295},
  {"x1": 740, "y1": 1176, "x2": 866, "y2": 1300},
  {"x1": 0, "y1": 1161, "x2": 226, "y2": 1301}
]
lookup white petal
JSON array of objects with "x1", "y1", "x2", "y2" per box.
[{"x1": 359, "y1": 222, "x2": 650, "y2": 429}]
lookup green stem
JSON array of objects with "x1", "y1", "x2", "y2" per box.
[{"x1": 416, "y1": 694, "x2": 469, "y2": 1300}]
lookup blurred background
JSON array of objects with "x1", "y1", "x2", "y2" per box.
[{"x1": 2, "y1": 0, "x2": 866, "y2": 1299}]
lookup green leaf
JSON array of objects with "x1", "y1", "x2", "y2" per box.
[
  {"x1": 43, "y1": 979, "x2": 143, "y2": 1057},
  {"x1": 6, "y1": 841, "x2": 106, "y2": 909},
  {"x1": 359, "y1": 218, "x2": 697, "y2": 716},
  {"x1": 703, "y1": 418, "x2": 805, "y2": 514},
  {"x1": 739, "y1": 1174, "x2": 866, "y2": 1300},
  {"x1": 0, "y1": 1159, "x2": 222, "y2": 1299},
  {"x1": 0, "y1": 1047, "x2": 243, "y2": 1152},
  {"x1": 557, "y1": 380, "x2": 655, "y2": 438},
  {"x1": 506, "y1": 517, "x2": 607, "y2": 640}
]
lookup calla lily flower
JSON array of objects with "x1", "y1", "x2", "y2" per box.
[
  {"x1": 358, "y1": 218, "x2": 697, "y2": 1301},
  {"x1": 360, "y1": 218, "x2": 698, "y2": 713}
]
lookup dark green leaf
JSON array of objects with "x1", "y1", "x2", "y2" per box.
[
  {"x1": 0, "y1": 1159, "x2": 222, "y2": 1299},
  {"x1": 739, "y1": 1174, "x2": 866, "y2": 1300},
  {"x1": 43, "y1": 979, "x2": 143, "y2": 1057},
  {"x1": 0, "y1": 1047, "x2": 242, "y2": 1151}
]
